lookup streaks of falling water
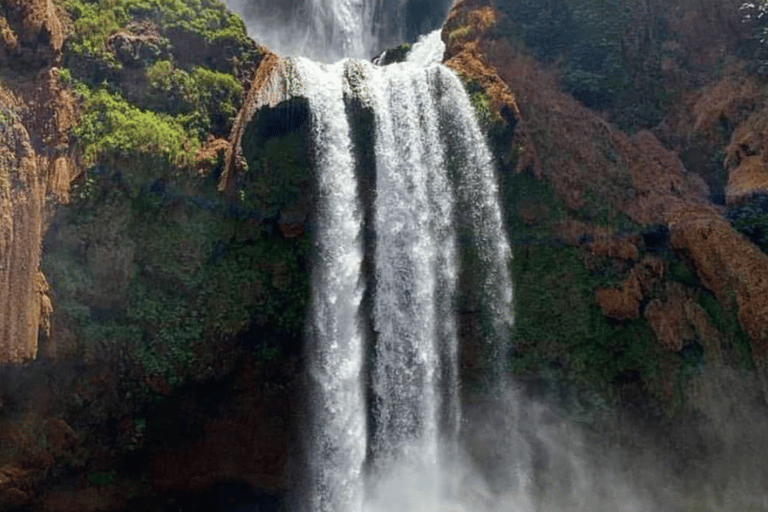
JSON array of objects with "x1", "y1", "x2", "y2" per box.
[
  {"x1": 298, "y1": 57, "x2": 367, "y2": 512},
  {"x1": 368, "y1": 61, "x2": 458, "y2": 472},
  {"x1": 259, "y1": 44, "x2": 512, "y2": 512},
  {"x1": 223, "y1": 0, "x2": 454, "y2": 63}
]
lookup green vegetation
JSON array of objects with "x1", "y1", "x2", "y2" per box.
[
  {"x1": 58, "y1": 0, "x2": 256, "y2": 139},
  {"x1": 457, "y1": 74, "x2": 518, "y2": 175},
  {"x1": 237, "y1": 99, "x2": 314, "y2": 218},
  {"x1": 58, "y1": 0, "x2": 249, "y2": 63},
  {"x1": 495, "y1": 0, "x2": 670, "y2": 131},
  {"x1": 72, "y1": 85, "x2": 197, "y2": 173},
  {"x1": 447, "y1": 24, "x2": 472, "y2": 47},
  {"x1": 510, "y1": 243, "x2": 660, "y2": 396},
  {"x1": 144, "y1": 60, "x2": 243, "y2": 135},
  {"x1": 460, "y1": 75, "x2": 501, "y2": 132},
  {"x1": 87, "y1": 470, "x2": 118, "y2": 487},
  {"x1": 378, "y1": 42, "x2": 411, "y2": 65},
  {"x1": 45, "y1": 171, "x2": 310, "y2": 397},
  {"x1": 42, "y1": 0, "x2": 307, "y2": 405},
  {"x1": 727, "y1": 196, "x2": 768, "y2": 253},
  {"x1": 500, "y1": 169, "x2": 567, "y2": 243},
  {"x1": 697, "y1": 290, "x2": 755, "y2": 370}
]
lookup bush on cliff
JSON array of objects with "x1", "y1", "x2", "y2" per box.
[
  {"x1": 72, "y1": 86, "x2": 196, "y2": 174},
  {"x1": 59, "y1": 0, "x2": 250, "y2": 64},
  {"x1": 727, "y1": 194, "x2": 768, "y2": 253},
  {"x1": 58, "y1": 0, "x2": 257, "y2": 136}
]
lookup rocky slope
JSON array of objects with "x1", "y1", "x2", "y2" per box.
[{"x1": 441, "y1": 0, "x2": 768, "y2": 406}]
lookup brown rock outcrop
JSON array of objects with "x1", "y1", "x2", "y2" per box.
[
  {"x1": 0, "y1": 110, "x2": 48, "y2": 362},
  {"x1": 644, "y1": 283, "x2": 715, "y2": 353},
  {"x1": 0, "y1": 3, "x2": 76, "y2": 362},
  {"x1": 43, "y1": 418, "x2": 80, "y2": 455},
  {"x1": 107, "y1": 21, "x2": 169, "y2": 68},
  {"x1": 0, "y1": 463, "x2": 36, "y2": 508},
  {"x1": 726, "y1": 155, "x2": 768, "y2": 203},
  {"x1": 0, "y1": 0, "x2": 63, "y2": 70},
  {"x1": 444, "y1": 0, "x2": 710, "y2": 227},
  {"x1": 442, "y1": 0, "x2": 768, "y2": 376},
  {"x1": 669, "y1": 208, "x2": 768, "y2": 364},
  {"x1": 221, "y1": 51, "x2": 280, "y2": 194},
  {"x1": 442, "y1": 0, "x2": 539, "y2": 175},
  {"x1": 722, "y1": 110, "x2": 768, "y2": 203},
  {"x1": 586, "y1": 235, "x2": 640, "y2": 262},
  {"x1": 594, "y1": 269, "x2": 643, "y2": 321}
]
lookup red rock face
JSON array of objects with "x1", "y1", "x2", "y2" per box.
[
  {"x1": 150, "y1": 360, "x2": 294, "y2": 495},
  {"x1": 594, "y1": 270, "x2": 643, "y2": 321}
]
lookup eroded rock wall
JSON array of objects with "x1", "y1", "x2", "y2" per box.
[{"x1": 0, "y1": 0, "x2": 75, "y2": 363}]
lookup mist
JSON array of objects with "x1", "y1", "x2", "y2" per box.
[{"x1": 359, "y1": 368, "x2": 768, "y2": 512}]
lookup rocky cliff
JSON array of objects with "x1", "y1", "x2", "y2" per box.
[{"x1": 0, "y1": 0, "x2": 75, "y2": 363}]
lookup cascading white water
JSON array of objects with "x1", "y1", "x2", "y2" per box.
[
  {"x1": 223, "y1": 0, "x2": 374, "y2": 61},
  {"x1": 280, "y1": 32, "x2": 513, "y2": 510},
  {"x1": 367, "y1": 60, "x2": 457, "y2": 471},
  {"x1": 298, "y1": 58, "x2": 368, "y2": 512},
  {"x1": 233, "y1": 0, "x2": 513, "y2": 505},
  {"x1": 436, "y1": 68, "x2": 515, "y2": 383},
  {"x1": 223, "y1": 0, "x2": 455, "y2": 62},
  {"x1": 406, "y1": 29, "x2": 447, "y2": 67}
]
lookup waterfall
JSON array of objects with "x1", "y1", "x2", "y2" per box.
[
  {"x1": 298, "y1": 58, "x2": 368, "y2": 512},
  {"x1": 223, "y1": 0, "x2": 455, "y2": 62},
  {"x1": 367, "y1": 58, "x2": 458, "y2": 470},
  {"x1": 231, "y1": 0, "x2": 514, "y2": 505},
  {"x1": 272, "y1": 45, "x2": 513, "y2": 509}
]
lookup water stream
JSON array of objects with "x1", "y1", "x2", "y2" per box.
[{"x1": 224, "y1": 2, "x2": 514, "y2": 509}]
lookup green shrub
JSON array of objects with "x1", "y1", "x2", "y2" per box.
[
  {"x1": 495, "y1": 0, "x2": 668, "y2": 130},
  {"x1": 87, "y1": 470, "x2": 118, "y2": 487},
  {"x1": 144, "y1": 60, "x2": 242, "y2": 135},
  {"x1": 378, "y1": 42, "x2": 411, "y2": 65},
  {"x1": 72, "y1": 86, "x2": 198, "y2": 171},
  {"x1": 59, "y1": 0, "x2": 249, "y2": 60},
  {"x1": 59, "y1": 0, "x2": 127, "y2": 69},
  {"x1": 510, "y1": 244, "x2": 658, "y2": 393},
  {"x1": 727, "y1": 196, "x2": 768, "y2": 253},
  {"x1": 698, "y1": 290, "x2": 754, "y2": 370}
]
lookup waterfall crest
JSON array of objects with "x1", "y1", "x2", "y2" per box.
[{"x1": 224, "y1": 0, "x2": 454, "y2": 62}]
